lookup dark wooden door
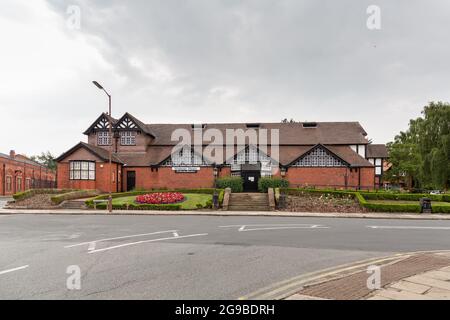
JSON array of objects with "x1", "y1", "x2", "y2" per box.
[
  {"x1": 126, "y1": 171, "x2": 136, "y2": 191},
  {"x1": 242, "y1": 171, "x2": 260, "y2": 192}
]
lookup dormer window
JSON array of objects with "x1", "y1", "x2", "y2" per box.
[
  {"x1": 120, "y1": 131, "x2": 136, "y2": 146},
  {"x1": 97, "y1": 131, "x2": 111, "y2": 145},
  {"x1": 302, "y1": 122, "x2": 317, "y2": 128}
]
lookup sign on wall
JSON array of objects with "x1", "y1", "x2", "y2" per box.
[{"x1": 172, "y1": 167, "x2": 200, "y2": 173}]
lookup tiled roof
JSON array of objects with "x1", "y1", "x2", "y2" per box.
[
  {"x1": 145, "y1": 122, "x2": 369, "y2": 145},
  {"x1": 0, "y1": 152, "x2": 50, "y2": 169},
  {"x1": 367, "y1": 144, "x2": 389, "y2": 158},
  {"x1": 55, "y1": 142, "x2": 124, "y2": 164}
]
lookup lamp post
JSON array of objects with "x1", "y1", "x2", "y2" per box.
[
  {"x1": 92, "y1": 81, "x2": 113, "y2": 213},
  {"x1": 213, "y1": 165, "x2": 219, "y2": 209}
]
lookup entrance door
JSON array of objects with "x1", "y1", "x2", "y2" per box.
[
  {"x1": 126, "y1": 171, "x2": 136, "y2": 191},
  {"x1": 242, "y1": 171, "x2": 260, "y2": 192}
]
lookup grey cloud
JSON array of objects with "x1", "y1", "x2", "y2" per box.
[{"x1": 41, "y1": 0, "x2": 450, "y2": 144}]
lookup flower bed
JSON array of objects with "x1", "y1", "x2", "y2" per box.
[{"x1": 135, "y1": 192, "x2": 185, "y2": 205}]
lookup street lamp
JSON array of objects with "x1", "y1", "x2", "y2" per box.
[{"x1": 92, "y1": 81, "x2": 113, "y2": 213}]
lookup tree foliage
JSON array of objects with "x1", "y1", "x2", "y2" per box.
[
  {"x1": 386, "y1": 102, "x2": 450, "y2": 190},
  {"x1": 30, "y1": 151, "x2": 57, "y2": 171}
]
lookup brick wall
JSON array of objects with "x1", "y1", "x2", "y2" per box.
[
  {"x1": 57, "y1": 162, "x2": 120, "y2": 192},
  {"x1": 285, "y1": 167, "x2": 375, "y2": 189},
  {"x1": 0, "y1": 155, "x2": 56, "y2": 196},
  {"x1": 122, "y1": 167, "x2": 216, "y2": 191}
]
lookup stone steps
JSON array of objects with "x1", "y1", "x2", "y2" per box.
[
  {"x1": 228, "y1": 193, "x2": 269, "y2": 211},
  {"x1": 61, "y1": 200, "x2": 86, "y2": 209}
]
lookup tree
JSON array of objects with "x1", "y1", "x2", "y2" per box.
[
  {"x1": 31, "y1": 151, "x2": 57, "y2": 171},
  {"x1": 387, "y1": 102, "x2": 450, "y2": 190}
]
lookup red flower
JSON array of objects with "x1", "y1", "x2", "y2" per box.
[{"x1": 135, "y1": 192, "x2": 185, "y2": 204}]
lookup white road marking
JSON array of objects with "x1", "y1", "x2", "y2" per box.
[
  {"x1": 0, "y1": 265, "x2": 29, "y2": 276},
  {"x1": 368, "y1": 226, "x2": 450, "y2": 230},
  {"x1": 173, "y1": 231, "x2": 179, "y2": 237},
  {"x1": 219, "y1": 224, "x2": 329, "y2": 232},
  {"x1": 89, "y1": 233, "x2": 208, "y2": 254},
  {"x1": 88, "y1": 242, "x2": 96, "y2": 251},
  {"x1": 64, "y1": 230, "x2": 179, "y2": 248}
]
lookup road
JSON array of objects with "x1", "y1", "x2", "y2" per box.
[{"x1": 0, "y1": 214, "x2": 449, "y2": 299}]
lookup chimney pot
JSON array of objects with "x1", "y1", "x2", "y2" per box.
[{"x1": 10, "y1": 150, "x2": 15, "y2": 159}]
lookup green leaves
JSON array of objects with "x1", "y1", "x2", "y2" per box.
[{"x1": 387, "y1": 101, "x2": 450, "y2": 190}]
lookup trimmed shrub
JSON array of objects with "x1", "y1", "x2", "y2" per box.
[
  {"x1": 51, "y1": 190, "x2": 100, "y2": 205},
  {"x1": 360, "y1": 192, "x2": 444, "y2": 202},
  {"x1": 258, "y1": 177, "x2": 289, "y2": 193},
  {"x1": 432, "y1": 205, "x2": 450, "y2": 214},
  {"x1": 216, "y1": 177, "x2": 243, "y2": 193}
]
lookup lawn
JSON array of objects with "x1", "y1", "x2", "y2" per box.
[
  {"x1": 112, "y1": 193, "x2": 212, "y2": 210},
  {"x1": 366, "y1": 200, "x2": 450, "y2": 206}
]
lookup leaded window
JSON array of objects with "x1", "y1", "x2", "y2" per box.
[
  {"x1": 70, "y1": 161, "x2": 96, "y2": 180},
  {"x1": 161, "y1": 147, "x2": 208, "y2": 166},
  {"x1": 97, "y1": 131, "x2": 111, "y2": 146},
  {"x1": 292, "y1": 147, "x2": 345, "y2": 167},
  {"x1": 120, "y1": 131, "x2": 136, "y2": 146}
]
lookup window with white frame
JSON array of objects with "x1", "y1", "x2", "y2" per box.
[
  {"x1": 70, "y1": 161, "x2": 96, "y2": 180},
  {"x1": 292, "y1": 147, "x2": 345, "y2": 167},
  {"x1": 97, "y1": 131, "x2": 111, "y2": 146},
  {"x1": 120, "y1": 131, "x2": 136, "y2": 146}
]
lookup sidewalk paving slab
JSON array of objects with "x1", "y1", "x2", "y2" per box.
[
  {"x1": 390, "y1": 281, "x2": 431, "y2": 295},
  {"x1": 286, "y1": 253, "x2": 450, "y2": 300}
]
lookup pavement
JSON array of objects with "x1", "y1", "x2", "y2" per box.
[
  {"x1": 0, "y1": 197, "x2": 12, "y2": 209},
  {"x1": 2, "y1": 207, "x2": 450, "y2": 220},
  {"x1": 0, "y1": 214, "x2": 450, "y2": 299},
  {"x1": 284, "y1": 252, "x2": 450, "y2": 300}
]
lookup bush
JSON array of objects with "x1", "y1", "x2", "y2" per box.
[
  {"x1": 216, "y1": 177, "x2": 243, "y2": 193},
  {"x1": 95, "y1": 202, "x2": 181, "y2": 211},
  {"x1": 360, "y1": 192, "x2": 444, "y2": 202},
  {"x1": 51, "y1": 190, "x2": 100, "y2": 205},
  {"x1": 258, "y1": 177, "x2": 289, "y2": 192}
]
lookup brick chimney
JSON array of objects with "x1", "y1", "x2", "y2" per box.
[{"x1": 9, "y1": 150, "x2": 15, "y2": 159}]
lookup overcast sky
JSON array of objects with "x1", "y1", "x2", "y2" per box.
[{"x1": 1, "y1": 0, "x2": 449, "y2": 156}]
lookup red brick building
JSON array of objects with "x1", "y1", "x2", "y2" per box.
[
  {"x1": 0, "y1": 150, "x2": 56, "y2": 196},
  {"x1": 56, "y1": 113, "x2": 388, "y2": 192}
]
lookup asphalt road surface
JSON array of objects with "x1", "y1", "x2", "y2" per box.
[{"x1": 0, "y1": 214, "x2": 449, "y2": 299}]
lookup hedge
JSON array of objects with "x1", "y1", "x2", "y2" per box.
[
  {"x1": 51, "y1": 190, "x2": 100, "y2": 205},
  {"x1": 279, "y1": 188, "x2": 449, "y2": 214},
  {"x1": 216, "y1": 177, "x2": 243, "y2": 193},
  {"x1": 359, "y1": 192, "x2": 445, "y2": 202},
  {"x1": 13, "y1": 189, "x2": 78, "y2": 201},
  {"x1": 95, "y1": 202, "x2": 182, "y2": 211},
  {"x1": 258, "y1": 177, "x2": 289, "y2": 192}
]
